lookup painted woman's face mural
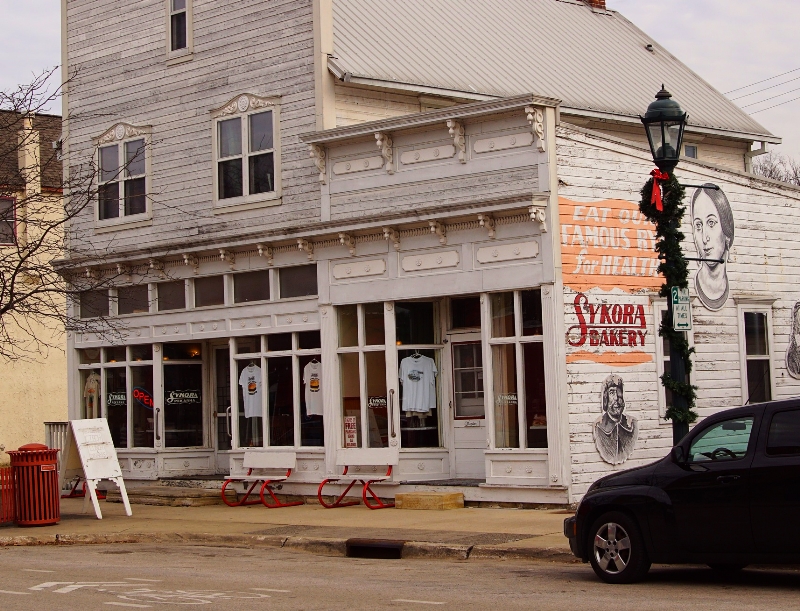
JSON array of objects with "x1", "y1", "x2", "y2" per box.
[
  {"x1": 786, "y1": 303, "x2": 800, "y2": 379},
  {"x1": 691, "y1": 185, "x2": 734, "y2": 311}
]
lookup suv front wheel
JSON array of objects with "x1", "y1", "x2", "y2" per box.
[{"x1": 588, "y1": 511, "x2": 651, "y2": 584}]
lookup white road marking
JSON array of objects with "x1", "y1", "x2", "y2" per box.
[
  {"x1": 124, "y1": 578, "x2": 162, "y2": 583},
  {"x1": 392, "y1": 600, "x2": 445, "y2": 606},
  {"x1": 0, "y1": 590, "x2": 32, "y2": 595},
  {"x1": 252, "y1": 587, "x2": 290, "y2": 592},
  {"x1": 104, "y1": 603, "x2": 152, "y2": 608},
  {"x1": 21, "y1": 569, "x2": 54, "y2": 573}
]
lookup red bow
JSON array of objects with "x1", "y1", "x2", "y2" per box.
[{"x1": 650, "y1": 169, "x2": 669, "y2": 212}]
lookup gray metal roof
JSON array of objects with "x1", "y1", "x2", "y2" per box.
[{"x1": 331, "y1": 0, "x2": 777, "y2": 142}]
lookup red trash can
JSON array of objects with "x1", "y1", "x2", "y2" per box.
[{"x1": 7, "y1": 444, "x2": 60, "y2": 526}]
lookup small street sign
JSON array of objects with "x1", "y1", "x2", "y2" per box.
[{"x1": 671, "y1": 287, "x2": 692, "y2": 331}]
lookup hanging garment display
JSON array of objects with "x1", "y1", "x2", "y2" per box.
[
  {"x1": 303, "y1": 360, "x2": 323, "y2": 416},
  {"x1": 83, "y1": 371, "x2": 101, "y2": 419},
  {"x1": 399, "y1": 354, "x2": 437, "y2": 413},
  {"x1": 238, "y1": 363, "x2": 263, "y2": 418}
]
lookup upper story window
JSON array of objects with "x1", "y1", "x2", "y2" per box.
[
  {"x1": 95, "y1": 123, "x2": 151, "y2": 225},
  {"x1": 684, "y1": 144, "x2": 698, "y2": 159},
  {"x1": 170, "y1": 0, "x2": 188, "y2": 50},
  {"x1": 166, "y1": 0, "x2": 193, "y2": 62},
  {"x1": 213, "y1": 95, "x2": 281, "y2": 210},
  {"x1": 740, "y1": 308, "x2": 774, "y2": 403},
  {"x1": 0, "y1": 198, "x2": 16, "y2": 244}
]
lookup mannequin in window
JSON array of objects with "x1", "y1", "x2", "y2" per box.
[{"x1": 83, "y1": 371, "x2": 101, "y2": 419}]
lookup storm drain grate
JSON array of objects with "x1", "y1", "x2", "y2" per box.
[{"x1": 346, "y1": 538, "x2": 405, "y2": 559}]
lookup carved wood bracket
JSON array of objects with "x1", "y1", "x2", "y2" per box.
[
  {"x1": 383, "y1": 227, "x2": 401, "y2": 250},
  {"x1": 429, "y1": 220, "x2": 447, "y2": 245},
  {"x1": 446, "y1": 119, "x2": 467, "y2": 163},
  {"x1": 309, "y1": 144, "x2": 327, "y2": 184},
  {"x1": 530, "y1": 201, "x2": 548, "y2": 233},
  {"x1": 339, "y1": 232, "x2": 356, "y2": 256},
  {"x1": 257, "y1": 243, "x2": 273, "y2": 265},
  {"x1": 478, "y1": 213, "x2": 496, "y2": 239},
  {"x1": 297, "y1": 238, "x2": 314, "y2": 260},
  {"x1": 525, "y1": 106, "x2": 546, "y2": 153},
  {"x1": 375, "y1": 132, "x2": 395, "y2": 174},
  {"x1": 182, "y1": 254, "x2": 199, "y2": 273}
]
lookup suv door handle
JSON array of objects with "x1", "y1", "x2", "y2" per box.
[{"x1": 716, "y1": 475, "x2": 740, "y2": 484}]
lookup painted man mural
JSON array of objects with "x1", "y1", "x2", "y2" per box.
[
  {"x1": 692, "y1": 184, "x2": 735, "y2": 311},
  {"x1": 594, "y1": 374, "x2": 638, "y2": 465}
]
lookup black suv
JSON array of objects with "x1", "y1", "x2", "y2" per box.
[{"x1": 564, "y1": 399, "x2": 800, "y2": 583}]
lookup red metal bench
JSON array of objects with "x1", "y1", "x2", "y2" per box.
[
  {"x1": 222, "y1": 451, "x2": 302, "y2": 509},
  {"x1": 317, "y1": 449, "x2": 399, "y2": 510}
]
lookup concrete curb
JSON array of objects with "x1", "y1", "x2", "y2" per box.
[{"x1": 0, "y1": 531, "x2": 577, "y2": 564}]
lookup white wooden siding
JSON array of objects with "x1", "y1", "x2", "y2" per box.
[
  {"x1": 65, "y1": 0, "x2": 320, "y2": 256},
  {"x1": 558, "y1": 124, "x2": 800, "y2": 499}
]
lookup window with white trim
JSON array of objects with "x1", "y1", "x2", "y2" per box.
[
  {"x1": 98, "y1": 137, "x2": 148, "y2": 220},
  {"x1": 487, "y1": 289, "x2": 548, "y2": 449},
  {"x1": 684, "y1": 144, "x2": 698, "y2": 159},
  {"x1": 0, "y1": 198, "x2": 15, "y2": 244},
  {"x1": 213, "y1": 95, "x2": 281, "y2": 209},
  {"x1": 654, "y1": 302, "x2": 693, "y2": 421},
  {"x1": 169, "y1": 0, "x2": 189, "y2": 51},
  {"x1": 740, "y1": 308, "x2": 774, "y2": 403}
]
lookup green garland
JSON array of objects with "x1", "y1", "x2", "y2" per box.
[{"x1": 639, "y1": 173, "x2": 698, "y2": 424}]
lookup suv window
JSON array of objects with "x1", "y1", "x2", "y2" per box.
[
  {"x1": 767, "y1": 409, "x2": 800, "y2": 456},
  {"x1": 688, "y1": 417, "x2": 754, "y2": 462}
]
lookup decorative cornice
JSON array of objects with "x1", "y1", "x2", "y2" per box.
[
  {"x1": 299, "y1": 94, "x2": 560, "y2": 145},
  {"x1": 96, "y1": 123, "x2": 150, "y2": 145},
  {"x1": 213, "y1": 93, "x2": 279, "y2": 118}
]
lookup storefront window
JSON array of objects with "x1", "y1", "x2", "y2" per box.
[
  {"x1": 267, "y1": 357, "x2": 294, "y2": 446},
  {"x1": 366, "y1": 351, "x2": 388, "y2": 448},
  {"x1": 106, "y1": 367, "x2": 127, "y2": 447},
  {"x1": 80, "y1": 368, "x2": 101, "y2": 419},
  {"x1": 236, "y1": 336, "x2": 260, "y2": 355},
  {"x1": 451, "y1": 297, "x2": 481, "y2": 330},
  {"x1": 364, "y1": 303, "x2": 385, "y2": 346},
  {"x1": 163, "y1": 363, "x2": 204, "y2": 447},
  {"x1": 118, "y1": 285, "x2": 149, "y2": 315},
  {"x1": 492, "y1": 344, "x2": 519, "y2": 448},
  {"x1": 487, "y1": 289, "x2": 549, "y2": 450},
  {"x1": 340, "y1": 352, "x2": 362, "y2": 448},
  {"x1": 163, "y1": 342, "x2": 201, "y2": 360},
  {"x1": 398, "y1": 348, "x2": 440, "y2": 447},
  {"x1": 78, "y1": 345, "x2": 154, "y2": 448},
  {"x1": 215, "y1": 348, "x2": 232, "y2": 451},
  {"x1": 237, "y1": 359, "x2": 264, "y2": 447},
  {"x1": 234, "y1": 270, "x2": 270, "y2": 303},
  {"x1": 232, "y1": 331, "x2": 323, "y2": 448},
  {"x1": 491, "y1": 292, "x2": 515, "y2": 338},
  {"x1": 523, "y1": 343, "x2": 547, "y2": 448},
  {"x1": 158, "y1": 280, "x2": 186, "y2": 311},
  {"x1": 78, "y1": 348, "x2": 101, "y2": 365},
  {"x1": 131, "y1": 365, "x2": 154, "y2": 448}
]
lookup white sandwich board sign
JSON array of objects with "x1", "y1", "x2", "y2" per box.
[{"x1": 59, "y1": 418, "x2": 132, "y2": 520}]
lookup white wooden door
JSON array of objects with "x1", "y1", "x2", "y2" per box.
[{"x1": 450, "y1": 338, "x2": 487, "y2": 479}]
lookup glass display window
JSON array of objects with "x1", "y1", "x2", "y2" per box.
[
  {"x1": 163, "y1": 363, "x2": 204, "y2": 447},
  {"x1": 231, "y1": 331, "x2": 323, "y2": 449},
  {"x1": 194, "y1": 275, "x2": 225, "y2": 308},
  {"x1": 77, "y1": 344, "x2": 155, "y2": 448},
  {"x1": 486, "y1": 289, "x2": 549, "y2": 449}
]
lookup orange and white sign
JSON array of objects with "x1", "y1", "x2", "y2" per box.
[{"x1": 560, "y1": 197, "x2": 662, "y2": 293}]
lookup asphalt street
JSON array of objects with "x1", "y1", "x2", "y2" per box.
[{"x1": 1, "y1": 544, "x2": 799, "y2": 610}]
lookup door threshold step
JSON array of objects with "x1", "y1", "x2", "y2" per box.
[{"x1": 395, "y1": 492, "x2": 465, "y2": 510}]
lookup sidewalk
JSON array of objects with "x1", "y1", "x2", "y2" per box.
[{"x1": 0, "y1": 497, "x2": 576, "y2": 563}]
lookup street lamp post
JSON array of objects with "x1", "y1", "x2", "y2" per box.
[{"x1": 640, "y1": 86, "x2": 697, "y2": 445}]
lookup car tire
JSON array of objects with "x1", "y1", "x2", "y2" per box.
[
  {"x1": 707, "y1": 563, "x2": 748, "y2": 572},
  {"x1": 588, "y1": 511, "x2": 651, "y2": 584}
]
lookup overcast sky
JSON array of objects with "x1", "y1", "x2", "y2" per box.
[{"x1": 2, "y1": 0, "x2": 799, "y2": 158}]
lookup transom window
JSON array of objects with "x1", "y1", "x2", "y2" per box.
[{"x1": 98, "y1": 138, "x2": 147, "y2": 220}]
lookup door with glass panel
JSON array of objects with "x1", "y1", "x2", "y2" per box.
[
  {"x1": 161, "y1": 342, "x2": 205, "y2": 448},
  {"x1": 213, "y1": 344, "x2": 232, "y2": 472}
]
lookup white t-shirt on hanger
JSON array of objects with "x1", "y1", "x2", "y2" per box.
[
  {"x1": 399, "y1": 354, "x2": 437, "y2": 413},
  {"x1": 303, "y1": 360, "x2": 323, "y2": 416},
  {"x1": 238, "y1": 364, "x2": 263, "y2": 418}
]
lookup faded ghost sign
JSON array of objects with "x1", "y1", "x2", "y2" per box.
[
  {"x1": 567, "y1": 293, "x2": 648, "y2": 348},
  {"x1": 560, "y1": 197, "x2": 662, "y2": 293},
  {"x1": 565, "y1": 293, "x2": 652, "y2": 367}
]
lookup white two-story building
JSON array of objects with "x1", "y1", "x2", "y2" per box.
[{"x1": 59, "y1": 0, "x2": 800, "y2": 504}]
